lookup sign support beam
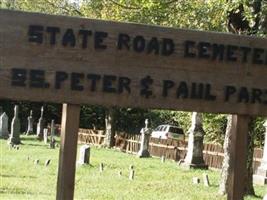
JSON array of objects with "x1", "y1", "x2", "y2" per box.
[
  {"x1": 56, "y1": 104, "x2": 80, "y2": 200},
  {"x1": 228, "y1": 115, "x2": 249, "y2": 200}
]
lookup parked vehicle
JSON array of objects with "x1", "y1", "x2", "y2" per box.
[{"x1": 151, "y1": 124, "x2": 184, "y2": 140}]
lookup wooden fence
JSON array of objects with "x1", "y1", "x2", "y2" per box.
[{"x1": 78, "y1": 129, "x2": 263, "y2": 171}]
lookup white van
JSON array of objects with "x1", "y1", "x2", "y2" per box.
[{"x1": 151, "y1": 124, "x2": 184, "y2": 140}]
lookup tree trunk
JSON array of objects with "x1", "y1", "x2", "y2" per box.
[
  {"x1": 219, "y1": 115, "x2": 232, "y2": 195},
  {"x1": 103, "y1": 108, "x2": 115, "y2": 148}
]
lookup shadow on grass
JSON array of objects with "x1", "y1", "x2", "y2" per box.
[
  {"x1": 245, "y1": 194, "x2": 263, "y2": 199},
  {"x1": 1, "y1": 174, "x2": 37, "y2": 179},
  {"x1": 0, "y1": 186, "x2": 50, "y2": 196}
]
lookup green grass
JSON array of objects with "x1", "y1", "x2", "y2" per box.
[{"x1": 0, "y1": 136, "x2": 266, "y2": 200}]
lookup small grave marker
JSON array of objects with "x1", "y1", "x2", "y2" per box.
[
  {"x1": 192, "y1": 177, "x2": 200, "y2": 184},
  {"x1": 129, "y1": 169, "x2": 135, "y2": 180},
  {"x1": 45, "y1": 159, "x2": 51, "y2": 166},
  {"x1": 34, "y1": 159, "x2": 39, "y2": 165},
  {"x1": 161, "y1": 156, "x2": 165, "y2": 163},
  {"x1": 78, "y1": 145, "x2": 90, "y2": 165},
  {"x1": 203, "y1": 173, "x2": 210, "y2": 187},
  {"x1": 99, "y1": 163, "x2": 104, "y2": 172},
  {"x1": 43, "y1": 128, "x2": 48, "y2": 144}
]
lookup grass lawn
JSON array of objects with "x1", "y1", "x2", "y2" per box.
[{"x1": 0, "y1": 136, "x2": 266, "y2": 200}]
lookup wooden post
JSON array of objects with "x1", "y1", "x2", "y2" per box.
[
  {"x1": 227, "y1": 115, "x2": 249, "y2": 200},
  {"x1": 56, "y1": 104, "x2": 80, "y2": 200}
]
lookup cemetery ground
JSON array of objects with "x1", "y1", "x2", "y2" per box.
[{"x1": 0, "y1": 136, "x2": 266, "y2": 200}]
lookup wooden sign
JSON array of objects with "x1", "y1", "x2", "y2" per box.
[{"x1": 1, "y1": 9, "x2": 267, "y2": 115}]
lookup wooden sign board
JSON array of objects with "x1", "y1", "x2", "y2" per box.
[{"x1": 1, "y1": 9, "x2": 267, "y2": 115}]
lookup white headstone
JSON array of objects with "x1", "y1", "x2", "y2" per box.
[
  {"x1": 0, "y1": 112, "x2": 9, "y2": 138},
  {"x1": 263, "y1": 194, "x2": 267, "y2": 200},
  {"x1": 8, "y1": 105, "x2": 21, "y2": 144},
  {"x1": 26, "y1": 110, "x2": 34, "y2": 135},
  {"x1": 43, "y1": 128, "x2": 48, "y2": 144},
  {"x1": 36, "y1": 106, "x2": 44, "y2": 138},
  {"x1": 78, "y1": 145, "x2": 90, "y2": 165}
]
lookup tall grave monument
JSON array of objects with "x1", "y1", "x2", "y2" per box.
[
  {"x1": 253, "y1": 120, "x2": 267, "y2": 185},
  {"x1": 26, "y1": 110, "x2": 34, "y2": 135},
  {"x1": 182, "y1": 112, "x2": 208, "y2": 169},
  {"x1": 37, "y1": 106, "x2": 45, "y2": 139},
  {"x1": 0, "y1": 112, "x2": 9, "y2": 138},
  {"x1": 137, "y1": 119, "x2": 152, "y2": 158},
  {"x1": 8, "y1": 105, "x2": 21, "y2": 144}
]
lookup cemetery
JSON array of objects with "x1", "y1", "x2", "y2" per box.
[{"x1": 1, "y1": 1, "x2": 267, "y2": 200}]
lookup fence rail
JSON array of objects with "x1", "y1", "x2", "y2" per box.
[{"x1": 78, "y1": 129, "x2": 263, "y2": 171}]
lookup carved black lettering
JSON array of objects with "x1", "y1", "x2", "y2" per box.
[
  {"x1": 147, "y1": 37, "x2": 159, "y2": 55},
  {"x1": 184, "y1": 40, "x2": 196, "y2": 58},
  {"x1": 140, "y1": 76, "x2": 153, "y2": 98},
  {"x1": 11, "y1": 68, "x2": 27, "y2": 87},
  {"x1": 198, "y1": 42, "x2": 210, "y2": 59},
  {"x1": 251, "y1": 88, "x2": 262, "y2": 103},
  {"x1": 117, "y1": 33, "x2": 130, "y2": 50},
  {"x1": 133, "y1": 36, "x2": 145, "y2": 53},
  {"x1": 176, "y1": 81, "x2": 188, "y2": 98},
  {"x1": 28, "y1": 25, "x2": 43, "y2": 44},
  {"x1": 71, "y1": 73, "x2": 84, "y2": 91},
  {"x1": 226, "y1": 45, "x2": 238, "y2": 62},
  {"x1": 240, "y1": 46, "x2": 251, "y2": 63},
  {"x1": 252, "y1": 48, "x2": 264, "y2": 64},
  {"x1": 62, "y1": 29, "x2": 76, "y2": 47},
  {"x1": 55, "y1": 71, "x2": 68, "y2": 89},
  {"x1": 190, "y1": 83, "x2": 204, "y2": 99},
  {"x1": 79, "y1": 30, "x2": 92, "y2": 49},
  {"x1": 204, "y1": 84, "x2": 216, "y2": 101},
  {"x1": 118, "y1": 77, "x2": 131, "y2": 94},
  {"x1": 46, "y1": 26, "x2": 60, "y2": 45},
  {"x1": 225, "y1": 86, "x2": 236, "y2": 101},
  {"x1": 103, "y1": 75, "x2": 116, "y2": 93},
  {"x1": 212, "y1": 44, "x2": 224, "y2": 61},
  {"x1": 161, "y1": 38, "x2": 174, "y2": 56},
  {"x1": 94, "y1": 31, "x2": 108, "y2": 49},
  {"x1": 29, "y1": 70, "x2": 46, "y2": 88},
  {"x1": 162, "y1": 80, "x2": 174, "y2": 97},
  {"x1": 238, "y1": 87, "x2": 249, "y2": 103},
  {"x1": 87, "y1": 74, "x2": 101, "y2": 92}
]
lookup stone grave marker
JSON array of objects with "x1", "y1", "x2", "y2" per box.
[
  {"x1": 50, "y1": 137, "x2": 56, "y2": 149},
  {"x1": 118, "y1": 171, "x2": 122, "y2": 177},
  {"x1": 263, "y1": 194, "x2": 267, "y2": 200},
  {"x1": 129, "y1": 169, "x2": 135, "y2": 180},
  {"x1": 34, "y1": 159, "x2": 39, "y2": 165},
  {"x1": 26, "y1": 110, "x2": 34, "y2": 135},
  {"x1": 51, "y1": 119, "x2": 55, "y2": 137},
  {"x1": 203, "y1": 173, "x2": 210, "y2": 187},
  {"x1": 137, "y1": 119, "x2": 152, "y2": 158},
  {"x1": 78, "y1": 145, "x2": 90, "y2": 165},
  {"x1": 43, "y1": 128, "x2": 48, "y2": 144},
  {"x1": 37, "y1": 106, "x2": 45, "y2": 139},
  {"x1": 182, "y1": 112, "x2": 208, "y2": 169},
  {"x1": 192, "y1": 177, "x2": 200, "y2": 184},
  {"x1": 0, "y1": 112, "x2": 9, "y2": 138},
  {"x1": 99, "y1": 163, "x2": 104, "y2": 172},
  {"x1": 45, "y1": 159, "x2": 51, "y2": 166},
  {"x1": 161, "y1": 156, "x2": 165, "y2": 163},
  {"x1": 8, "y1": 105, "x2": 21, "y2": 145}
]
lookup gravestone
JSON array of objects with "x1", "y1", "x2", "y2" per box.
[
  {"x1": 161, "y1": 156, "x2": 165, "y2": 163},
  {"x1": 99, "y1": 163, "x2": 104, "y2": 172},
  {"x1": 137, "y1": 119, "x2": 152, "y2": 158},
  {"x1": 78, "y1": 145, "x2": 90, "y2": 165},
  {"x1": 8, "y1": 105, "x2": 21, "y2": 145},
  {"x1": 203, "y1": 173, "x2": 210, "y2": 187},
  {"x1": 103, "y1": 108, "x2": 115, "y2": 148},
  {"x1": 253, "y1": 120, "x2": 267, "y2": 185},
  {"x1": 26, "y1": 110, "x2": 34, "y2": 135},
  {"x1": 36, "y1": 106, "x2": 45, "y2": 139},
  {"x1": 43, "y1": 128, "x2": 48, "y2": 144},
  {"x1": 51, "y1": 120, "x2": 55, "y2": 137},
  {"x1": 0, "y1": 112, "x2": 9, "y2": 138},
  {"x1": 182, "y1": 112, "x2": 208, "y2": 169},
  {"x1": 192, "y1": 177, "x2": 200, "y2": 184},
  {"x1": 263, "y1": 194, "x2": 267, "y2": 200},
  {"x1": 45, "y1": 159, "x2": 51, "y2": 166},
  {"x1": 129, "y1": 169, "x2": 135, "y2": 180},
  {"x1": 50, "y1": 137, "x2": 56, "y2": 149}
]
